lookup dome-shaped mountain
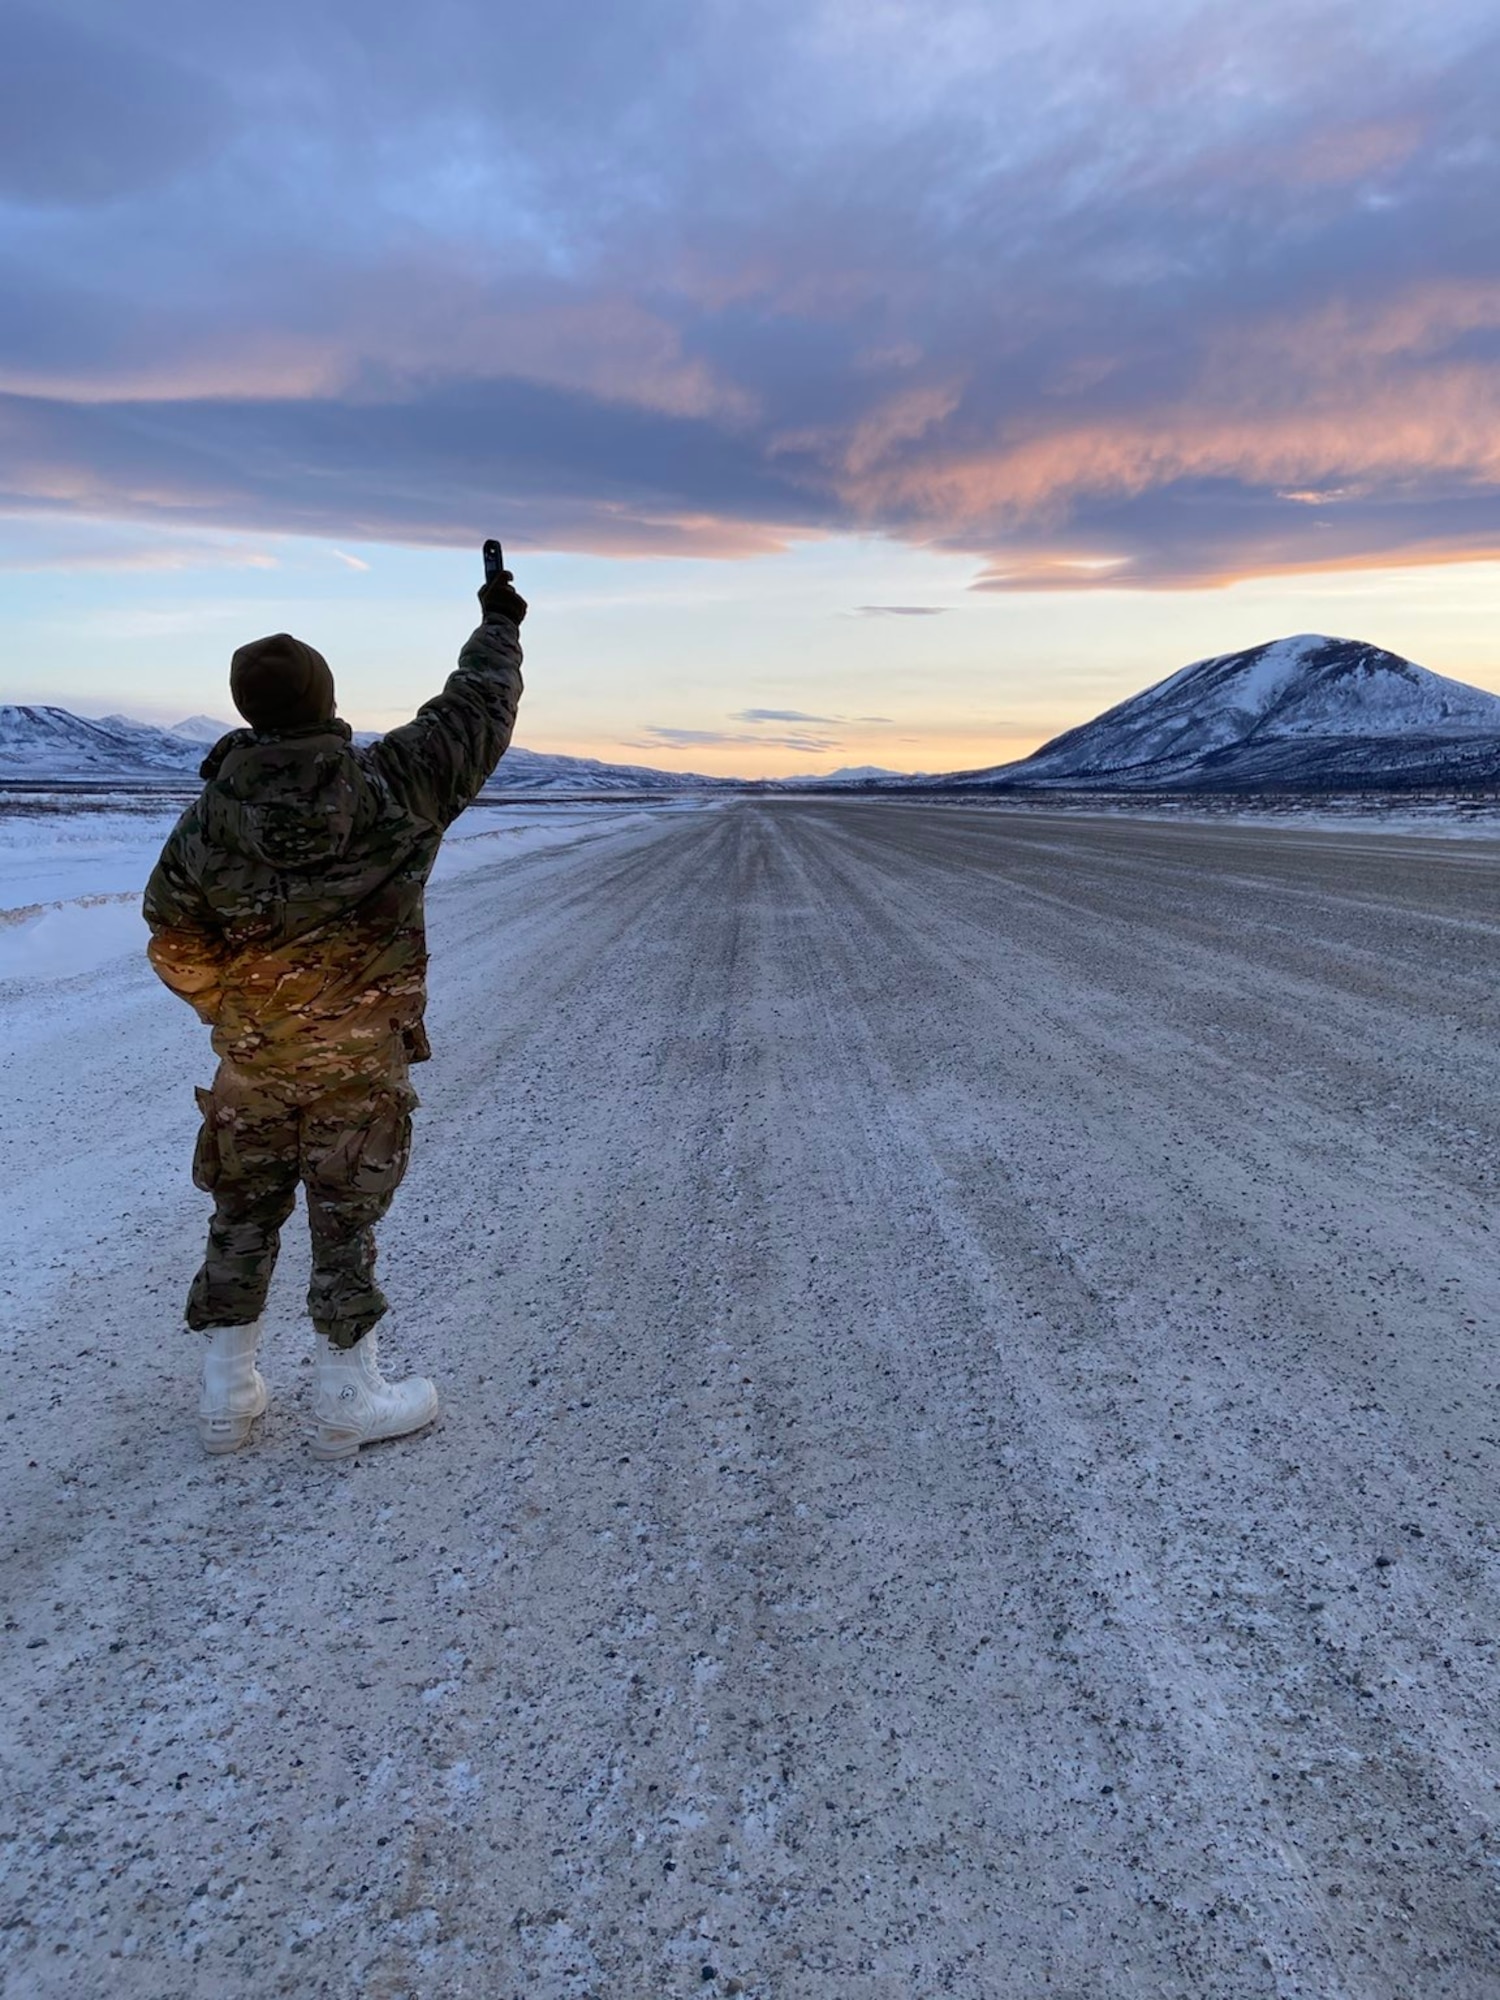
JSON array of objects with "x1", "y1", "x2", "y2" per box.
[{"x1": 938, "y1": 636, "x2": 1500, "y2": 792}]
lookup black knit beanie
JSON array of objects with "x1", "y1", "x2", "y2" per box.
[{"x1": 229, "y1": 633, "x2": 336, "y2": 731}]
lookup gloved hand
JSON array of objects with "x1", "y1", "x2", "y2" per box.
[{"x1": 478, "y1": 571, "x2": 528, "y2": 626}]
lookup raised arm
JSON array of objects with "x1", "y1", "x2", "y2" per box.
[
  {"x1": 143, "y1": 811, "x2": 229, "y2": 1024},
  {"x1": 365, "y1": 572, "x2": 526, "y2": 829}
]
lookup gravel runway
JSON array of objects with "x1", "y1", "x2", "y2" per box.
[{"x1": 2, "y1": 800, "x2": 1497, "y2": 1998}]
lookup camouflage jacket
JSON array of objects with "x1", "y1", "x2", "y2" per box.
[{"x1": 143, "y1": 618, "x2": 523, "y2": 1077}]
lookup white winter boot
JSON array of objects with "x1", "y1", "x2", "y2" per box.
[
  {"x1": 311, "y1": 1331, "x2": 438, "y2": 1461},
  {"x1": 198, "y1": 1320, "x2": 269, "y2": 1455}
]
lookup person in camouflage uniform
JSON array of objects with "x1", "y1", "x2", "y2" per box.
[{"x1": 144, "y1": 566, "x2": 526, "y2": 1458}]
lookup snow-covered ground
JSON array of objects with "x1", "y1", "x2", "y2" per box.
[
  {"x1": 2, "y1": 787, "x2": 1493, "y2": 985},
  {"x1": 2, "y1": 800, "x2": 1497, "y2": 1996},
  {"x1": 885, "y1": 792, "x2": 1500, "y2": 837},
  {"x1": 0, "y1": 797, "x2": 687, "y2": 984}
]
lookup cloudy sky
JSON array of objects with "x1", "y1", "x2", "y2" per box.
[{"x1": 3, "y1": 0, "x2": 1499, "y2": 773}]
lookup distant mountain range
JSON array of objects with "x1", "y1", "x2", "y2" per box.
[
  {"x1": 0, "y1": 705, "x2": 729, "y2": 794},
  {"x1": 4, "y1": 635, "x2": 1499, "y2": 793},
  {"x1": 485, "y1": 745, "x2": 732, "y2": 794},
  {"x1": 0, "y1": 706, "x2": 212, "y2": 777}
]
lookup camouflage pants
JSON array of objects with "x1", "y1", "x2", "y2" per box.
[{"x1": 185, "y1": 1059, "x2": 417, "y2": 1349}]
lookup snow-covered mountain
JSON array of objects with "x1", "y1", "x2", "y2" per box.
[
  {"x1": 0, "y1": 706, "x2": 207, "y2": 776},
  {"x1": 0, "y1": 704, "x2": 726, "y2": 793},
  {"x1": 171, "y1": 714, "x2": 236, "y2": 742},
  {"x1": 480, "y1": 745, "x2": 729, "y2": 795},
  {"x1": 795, "y1": 764, "x2": 911, "y2": 785},
  {"x1": 925, "y1": 636, "x2": 1500, "y2": 792}
]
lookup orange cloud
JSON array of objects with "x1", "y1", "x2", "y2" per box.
[{"x1": 819, "y1": 281, "x2": 1500, "y2": 583}]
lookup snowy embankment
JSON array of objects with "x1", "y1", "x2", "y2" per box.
[
  {"x1": 0, "y1": 797, "x2": 682, "y2": 984},
  {"x1": 897, "y1": 792, "x2": 1500, "y2": 837}
]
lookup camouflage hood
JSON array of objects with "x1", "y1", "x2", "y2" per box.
[{"x1": 197, "y1": 721, "x2": 382, "y2": 872}]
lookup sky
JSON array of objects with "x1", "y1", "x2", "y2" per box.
[{"x1": 2, "y1": 0, "x2": 1499, "y2": 776}]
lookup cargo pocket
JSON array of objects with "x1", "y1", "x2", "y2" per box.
[
  {"x1": 191, "y1": 1086, "x2": 221, "y2": 1193},
  {"x1": 352, "y1": 1084, "x2": 416, "y2": 1196},
  {"x1": 313, "y1": 1081, "x2": 417, "y2": 1202}
]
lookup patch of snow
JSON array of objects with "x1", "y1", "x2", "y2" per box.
[
  {"x1": 0, "y1": 897, "x2": 148, "y2": 983},
  {"x1": 1221, "y1": 633, "x2": 1326, "y2": 715},
  {"x1": 0, "y1": 806, "x2": 184, "y2": 912}
]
